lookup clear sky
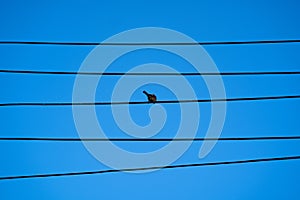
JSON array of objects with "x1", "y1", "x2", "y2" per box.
[{"x1": 0, "y1": 0, "x2": 300, "y2": 199}]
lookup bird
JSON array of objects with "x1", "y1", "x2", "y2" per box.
[{"x1": 143, "y1": 90, "x2": 157, "y2": 103}]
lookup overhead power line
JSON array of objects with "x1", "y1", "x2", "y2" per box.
[
  {"x1": 0, "y1": 39, "x2": 300, "y2": 46},
  {"x1": 0, "y1": 155, "x2": 299, "y2": 180},
  {"x1": 1, "y1": 136, "x2": 300, "y2": 142},
  {"x1": 1, "y1": 69, "x2": 300, "y2": 76},
  {"x1": 0, "y1": 94, "x2": 299, "y2": 107}
]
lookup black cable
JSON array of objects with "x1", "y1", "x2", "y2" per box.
[
  {"x1": 1, "y1": 136, "x2": 300, "y2": 142},
  {"x1": 0, "y1": 95, "x2": 299, "y2": 107},
  {"x1": 1, "y1": 69, "x2": 300, "y2": 76},
  {"x1": 0, "y1": 155, "x2": 299, "y2": 180},
  {"x1": 0, "y1": 39, "x2": 300, "y2": 46}
]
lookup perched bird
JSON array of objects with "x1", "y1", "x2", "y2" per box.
[{"x1": 143, "y1": 90, "x2": 157, "y2": 103}]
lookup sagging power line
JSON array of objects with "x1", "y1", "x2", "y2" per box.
[
  {"x1": 0, "y1": 39, "x2": 300, "y2": 46},
  {"x1": 0, "y1": 94, "x2": 299, "y2": 107},
  {"x1": 1, "y1": 69, "x2": 300, "y2": 76},
  {"x1": 0, "y1": 155, "x2": 299, "y2": 180}
]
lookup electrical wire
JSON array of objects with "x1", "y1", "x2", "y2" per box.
[
  {"x1": 0, "y1": 39, "x2": 300, "y2": 46},
  {"x1": 1, "y1": 69, "x2": 300, "y2": 76},
  {"x1": 1, "y1": 136, "x2": 300, "y2": 142},
  {"x1": 0, "y1": 94, "x2": 299, "y2": 107},
  {"x1": 0, "y1": 155, "x2": 299, "y2": 180},
  {"x1": 0, "y1": 39, "x2": 299, "y2": 181}
]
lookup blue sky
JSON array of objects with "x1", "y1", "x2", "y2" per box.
[{"x1": 0, "y1": 0, "x2": 300, "y2": 199}]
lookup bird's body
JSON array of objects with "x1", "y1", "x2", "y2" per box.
[{"x1": 143, "y1": 90, "x2": 157, "y2": 103}]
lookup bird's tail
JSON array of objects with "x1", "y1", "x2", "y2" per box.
[{"x1": 143, "y1": 90, "x2": 149, "y2": 95}]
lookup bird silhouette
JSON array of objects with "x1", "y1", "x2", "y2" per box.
[{"x1": 143, "y1": 90, "x2": 157, "y2": 103}]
